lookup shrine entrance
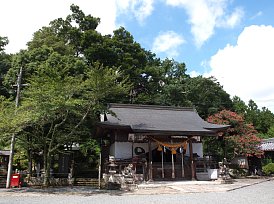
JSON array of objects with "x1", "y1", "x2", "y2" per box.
[{"x1": 148, "y1": 136, "x2": 193, "y2": 180}]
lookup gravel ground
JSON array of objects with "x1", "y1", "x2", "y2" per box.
[{"x1": 0, "y1": 178, "x2": 273, "y2": 204}]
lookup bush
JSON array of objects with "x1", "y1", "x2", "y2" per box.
[
  {"x1": 262, "y1": 157, "x2": 273, "y2": 166},
  {"x1": 262, "y1": 163, "x2": 274, "y2": 175}
]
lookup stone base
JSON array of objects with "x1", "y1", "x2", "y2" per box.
[
  {"x1": 218, "y1": 177, "x2": 233, "y2": 184},
  {"x1": 107, "y1": 182, "x2": 121, "y2": 190}
]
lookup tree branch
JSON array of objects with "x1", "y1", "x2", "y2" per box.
[
  {"x1": 49, "y1": 110, "x2": 69, "y2": 153},
  {"x1": 66, "y1": 102, "x2": 93, "y2": 139}
]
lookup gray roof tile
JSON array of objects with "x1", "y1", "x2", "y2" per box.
[
  {"x1": 99, "y1": 104, "x2": 228, "y2": 136},
  {"x1": 261, "y1": 138, "x2": 274, "y2": 151}
]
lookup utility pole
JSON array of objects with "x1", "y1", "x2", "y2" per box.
[{"x1": 6, "y1": 67, "x2": 23, "y2": 188}]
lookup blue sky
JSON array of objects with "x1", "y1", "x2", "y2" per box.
[{"x1": 1, "y1": 0, "x2": 274, "y2": 112}]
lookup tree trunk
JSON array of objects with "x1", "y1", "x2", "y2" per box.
[
  {"x1": 27, "y1": 135, "x2": 32, "y2": 181},
  {"x1": 27, "y1": 148, "x2": 32, "y2": 181},
  {"x1": 43, "y1": 146, "x2": 51, "y2": 187}
]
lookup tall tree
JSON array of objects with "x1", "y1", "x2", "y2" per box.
[
  {"x1": 232, "y1": 96, "x2": 248, "y2": 114},
  {"x1": 232, "y1": 97, "x2": 274, "y2": 135},
  {"x1": 144, "y1": 59, "x2": 191, "y2": 106},
  {"x1": 0, "y1": 36, "x2": 11, "y2": 97},
  {"x1": 185, "y1": 76, "x2": 233, "y2": 118},
  {"x1": 1, "y1": 56, "x2": 129, "y2": 186}
]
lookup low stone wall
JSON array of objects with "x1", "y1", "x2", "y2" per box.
[{"x1": 27, "y1": 177, "x2": 70, "y2": 187}]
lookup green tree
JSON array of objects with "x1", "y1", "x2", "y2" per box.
[
  {"x1": 232, "y1": 97, "x2": 274, "y2": 135},
  {"x1": 0, "y1": 36, "x2": 9, "y2": 52},
  {"x1": 20, "y1": 58, "x2": 129, "y2": 186},
  {"x1": 24, "y1": 5, "x2": 152, "y2": 103},
  {"x1": 1, "y1": 51, "x2": 129, "y2": 186},
  {"x1": 267, "y1": 125, "x2": 274, "y2": 138},
  {"x1": 0, "y1": 36, "x2": 12, "y2": 97},
  {"x1": 146, "y1": 59, "x2": 191, "y2": 106},
  {"x1": 232, "y1": 96, "x2": 248, "y2": 114},
  {"x1": 185, "y1": 76, "x2": 233, "y2": 118}
]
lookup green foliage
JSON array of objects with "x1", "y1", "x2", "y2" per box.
[
  {"x1": 0, "y1": 36, "x2": 9, "y2": 52},
  {"x1": 79, "y1": 138, "x2": 100, "y2": 163},
  {"x1": 0, "y1": 96, "x2": 33, "y2": 137},
  {"x1": 232, "y1": 96, "x2": 247, "y2": 114},
  {"x1": 79, "y1": 139, "x2": 99, "y2": 156},
  {"x1": 262, "y1": 163, "x2": 274, "y2": 175},
  {"x1": 83, "y1": 62, "x2": 131, "y2": 104},
  {"x1": 13, "y1": 149, "x2": 28, "y2": 170},
  {"x1": 0, "y1": 36, "x2": 11, "y2": 97},
  {"x1": 262, "y1": 157, "x2": 273, "y2": 166},
  {"x1": 232, "y1": 97, "x2": 274, "y2": 135},
  {"x1": 185, "y1": 76, "x2": 233, "y2": 118},
  {"x1": 140, "y1": 59, "x2": 191, "y2": 106},
  {"x1": 267, "y1": 125, "x2": 274, "y2": 138},
  {"x1": 27, "y1": 27, "x2": 74, "y2": 55}
]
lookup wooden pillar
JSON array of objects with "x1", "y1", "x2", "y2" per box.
[
  {"x1": 98, "y1": 151, "x2": 102, "y2": 189},
  {"x1": 181, "y1": 151, "x2": 185, "y2": 178},
  {"x1": 171, "y1": 139, "x2": 175, "y2": 179},
  {"x1": 161, "y1": 147, "x2": 164, "y2": 179},
  {"x1": 148, "y1": 139, "x2": 153, "y2": 181},
  {"x1": 132, "y1": 140, "x2": 134, "y2": 159},
  {"x1": 171, "y1": 152, "x2": 175, "y2": 179},
  {"x1": 188, "y1": 137, "x2": 196, "y2": 180}
]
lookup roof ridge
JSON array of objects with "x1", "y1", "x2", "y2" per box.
[
  {"x1": 108, "y1": 103, "x2": 195, "y2": 111},
  {"x1": 262, "y1": 138, "x2": 274, "y2": 142}
]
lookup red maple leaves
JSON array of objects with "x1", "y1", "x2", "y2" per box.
[{"x1": 208, "y1": 110, "x2": 263, "y2": 158}]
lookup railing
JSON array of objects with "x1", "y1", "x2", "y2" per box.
[{"x1": 196, "y1": 157, "x2": 218, "y2": 173}]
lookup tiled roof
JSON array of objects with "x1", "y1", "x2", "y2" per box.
[
  {"x1": 261, "y1": 138, "x2": 274, "y2": 151},
  {"x1": 99, "y1": 103, "x2": 229, "y2": 136}
]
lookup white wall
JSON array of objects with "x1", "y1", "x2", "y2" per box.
[
  {"x1": 110, "y1": 141, "x2": 203, "y2": 159},
  {"x1": 109, "y1": 142, "x2": 157, "y2": 159},
  {"x1": 185, "y1": 143, "x2": 203, "y2": 158}
]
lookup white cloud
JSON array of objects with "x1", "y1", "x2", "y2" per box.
[
  {"x1": 0, "y1": 0, "x2": 120, "y2": 54},
  {"x1": 189, "y1": 70, "x2": 200, "y2": 77},
  {"x1": 250, "y1": 11, "x2": 263, "y2": 20},
  {"x1": 206, "y1": 25, "x2": 274, "y2": 112},
  {"x1": 132, "y1": 0, "x2": 154, "y2": 23},
  {"x1": 89, "y1": 0, "x2": 118, "y2": 35},
  {"x1": 116, "y1": 0, "x2": 154, "y2": 24},
  {"x1": 165, "y1": 0, "x2": 244, "y2": 47},
  {"x1": 218, "y1": 7, "x2": 244, "y2": 28},
  {"x1": 152, "y1": 31, "x2": 185, "y2": 58},
  {"x1": 0, "y1": 0, "x2": 155, "y2": 54}
]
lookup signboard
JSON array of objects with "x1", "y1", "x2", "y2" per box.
[{"x1": 128, "y1": 134, "x2": 147, "y2": 142}]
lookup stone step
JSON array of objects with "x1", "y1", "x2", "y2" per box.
[{"x1": 74, "y1": 178, "x2": 100, "y2": 187}]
